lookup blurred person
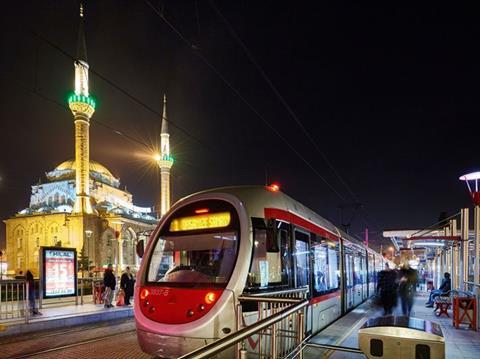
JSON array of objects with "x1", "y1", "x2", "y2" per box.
[
  {"x1": 103, "y1": 264, "x2": 116, "y2": 308},
  {"x1": 120, "y1": 266, "x2": 135, "y2": 306},
  {"x1": 26, "y1": 270, "x2": 41, "y2": 315},
  {"x1": 398, "y1": 264, "x2": 418, "y2": 316},
  {"x1": 377, "y1": 263, "x2": 397, "y2": 315},
  {"x1": 426, "y1": 272, "x2": 450, "y2": 307}
]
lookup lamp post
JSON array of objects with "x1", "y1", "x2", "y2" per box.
[
  {"x1": 112, "y1": 221, "x2": 124, "y2": 278},
  {"x1": 459, "y1": 172, "x2": 480, "y2": 291},
  {"x1": 85, "y1": 230, "x2": 93, "y2": 276},
  {"x1": 0, "y1": 250, "x2": 3, "y2": 279}
]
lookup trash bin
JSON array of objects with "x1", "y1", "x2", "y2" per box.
[{"x1": 358, "y1": 316, "x2": 445, "y2": 359}]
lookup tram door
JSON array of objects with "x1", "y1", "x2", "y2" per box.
[
  {"x1": 345, "y1": 250, "x2": 354, "y2": 310},
  {"x1": 353, "y1": 255, "x2": 362, "y2": 306},
  {"x1": 294, "y1": 229, "x2": 311, "y2": 334}
]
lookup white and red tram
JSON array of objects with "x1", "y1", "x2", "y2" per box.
[{"x1": 134, "y1": 186, "x2": 390, "y2": 357}]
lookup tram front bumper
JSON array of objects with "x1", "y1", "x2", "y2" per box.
[{"x1": 137, "y1": 329, "x2": 216, "y2": 358}]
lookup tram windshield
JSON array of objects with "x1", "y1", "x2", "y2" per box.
[
  {"x1": 147, "y1": 232, "x2": 238, "y2": 285},
  {"x1": 146, "y1": 200, "x2": 239, "y2": 287}
]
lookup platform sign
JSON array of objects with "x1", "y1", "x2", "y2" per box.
[{"x1": 40, "y1": 247, "x2": 77, "y2": 298}]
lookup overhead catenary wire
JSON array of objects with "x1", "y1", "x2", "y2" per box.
[
  {"x1": 208, "y1": 1, "x2": 385, "y2": 234},
  {"x1": 5, "y1": 77, "x2": 150, "y2": 150},
  {"x1": 143, "y1": 0, "x2": 349, "y2": 203},
  {"x1": 28, "y1": 27, "x2": 218, "y2": 155}
]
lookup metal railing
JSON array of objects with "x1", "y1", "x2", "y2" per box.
[
  {"x1": 179, "y1": 288, "x2": 309, "y2": 359},
  {"x1": 0, "y1": 280, "x2": 29, "y2": 323}
]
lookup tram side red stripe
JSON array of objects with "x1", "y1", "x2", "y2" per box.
[
  {"x1": 264, "y1": 208, "x2": 339, "y2": 241},
  {"x1": 310, "y1": 290, "x2": 341, "y2": 304}
]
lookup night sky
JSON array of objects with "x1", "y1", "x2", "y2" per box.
[{"x1": 1, "y1": 1, "x2": 479, "y2": 248}]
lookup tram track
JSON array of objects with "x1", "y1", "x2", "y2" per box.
[
  {"x1": 0, "y1": 318, "x2": 134, "y2": 345},
  {"x1": 9, "y1": 329, "x2": 137, "y2": 359}
]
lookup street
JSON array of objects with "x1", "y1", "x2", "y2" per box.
[{"x1": 0, "y1": 319, "x2": 152, "y2": 359}]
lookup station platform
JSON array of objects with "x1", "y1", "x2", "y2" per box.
[
  {"x1": 0, "y1": 302, "x2": 133, "y2": 338},
  {"x1": 306, "y1": 292, "x2": 480, "y2": 358}
]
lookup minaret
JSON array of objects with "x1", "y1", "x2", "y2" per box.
[
  {"x1": 68, "y1": 1, "x2": 95, "y2": 214},
  {"x1": 158, "y1": 94, "x2": 174, "y2": 217}
]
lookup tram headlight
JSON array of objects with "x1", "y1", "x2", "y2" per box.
[
  {"x1": 205, "y1": 292, "x2": 217, "y2": 304},
  {"x1": 140, "y1": 288, "x2": 150, "y2": 300}
]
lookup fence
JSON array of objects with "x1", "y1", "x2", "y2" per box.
[
  {"x1": 178, "y1": 288, "x2": 309, "y2": 359},
  {"x1": 0, "y1": 280, "x2": 29, "y2": 323}
]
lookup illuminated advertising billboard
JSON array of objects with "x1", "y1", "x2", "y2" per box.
[{"x1": 41, "y1": 247, "x2": 77, "y2": 298}]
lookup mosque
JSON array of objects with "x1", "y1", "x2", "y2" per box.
[{"x1": 3, "y1": 3, "x2": 173, "y2": 277}]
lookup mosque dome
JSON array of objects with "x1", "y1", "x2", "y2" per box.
[{"x1": 46, "y1": 159, "x2": 120, "y2": 188}]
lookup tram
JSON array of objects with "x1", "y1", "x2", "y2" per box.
[{"x1": 134, "y1": 185, "x2": 390, "y2": 358}]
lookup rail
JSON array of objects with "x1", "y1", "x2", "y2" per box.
[
  {"x1": 178, "y1": 297, "x2": 309, "y2": 359},
  {"x1": 464, "y1": 281, "x2": 480, "y2": 289},
  {"x1": 0, "y1": 280, "x2": 29, "y2": 323}
]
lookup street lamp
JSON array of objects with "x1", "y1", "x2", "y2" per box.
[
  {"x1": 111, "y1": 221, "x2": 124, "y2": 277},
  {"x1": 85, "y1": 230, "x2": 93, "y2": 275}
]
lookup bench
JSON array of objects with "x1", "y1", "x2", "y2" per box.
[
  {"x1": 434, "y1": 295, "x2": 451, "y2": 317},
  {"x1": 434, "y1": 290, "x2": 472, "y2": 318}
]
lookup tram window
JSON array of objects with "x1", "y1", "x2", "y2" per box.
[
  {"x1": 312, "y1": 241, "x2": 328, "y2": 293},
  {"x1": 327, "y1": 243, "x2": 339, "y2": 289},
  {"x1": 353, "y1": 256, "x2": 361, "y2": 285},
  {"x1": 312, "y1": 237, "x2": 339, "y2": 295},
  {"x1": 247, "y1": 224, "x2": 290, "y2": 289},
  {"x1": 294, "y1": 231, "x2": 309, "y2": 288}
]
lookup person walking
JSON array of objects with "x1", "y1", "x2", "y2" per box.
[
  {"x1": 120, "y1": 266, "x2": 135, "y2": 306},
  {"x1": 26, "y1": 270, "x2": 41, "y2": 315},
  {"x1": 103, "y1": 264, "x2": 116, "y2": 308},
  {"x1": 398, "y1": 264, "x2": 418, "y2": 316},
  {"x1": 377, "y1": 263, "x2": 397, "y2": 315},
  {"x1": 426, "y1": 272, "x2": 451, "y2": 307}
]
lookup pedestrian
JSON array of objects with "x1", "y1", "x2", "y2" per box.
[
  {"x1": 26, "y1": 270, "x2": 41, "y2": 315},
  {"x1": 377, "y1": 263, "x2": 397, "y2": 315},
  {"x1": 425, "y1": 272, "x2": 451, "y2": 307},
  {"x1": 103, "y1": 264, "x2": 116, "y2": 308},
  {"x1": 120, "y1": 266, "x2": 135, "y2": 306},
  {"x1": 398, "y1": 264, "x2": 418, "y2": 316}
]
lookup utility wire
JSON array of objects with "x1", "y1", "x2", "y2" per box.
[
  {"x1": 28, "y1": 28, "x2": 217, "y2": 155},
  {"x1": 143, "y1": 0, "x2": 349, "y2": 203},
  {"x1": 209, "y1": 0, "x2": 358, "y2": 202},
  {"x1": 209, "y1": 1, "x2": 387, "y2": 233},
  {"x1": 410, "y1": 211, "x2": 461, "y2": 238},
  {"x1": 5, "y1": 77, "x2": 150, "y2": 150}
]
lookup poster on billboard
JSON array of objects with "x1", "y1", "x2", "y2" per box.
[{"x1": 40, "y1": 247, "x2": 77, "y2": 298}]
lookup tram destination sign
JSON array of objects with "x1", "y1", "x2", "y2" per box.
[
  {"x1": 169, "y1": 212, "x2": 231, "y2": 232},
  {"x1": 40, "y1": 247, "x2": 77, "y2": 298}
]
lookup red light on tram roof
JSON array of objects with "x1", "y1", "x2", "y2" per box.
[
  {"x1": 195, "y1": 208, "x2": 210, "y2": 214},
  {"x1": 140, "y1": 288, "x2": 150, "y2": 300},
  {"x1": 205, "y1": 292, "x2": 217, "y2": 304},
  {"x1": 266, "y1": 183, "x2": 280, "y2": 192}
]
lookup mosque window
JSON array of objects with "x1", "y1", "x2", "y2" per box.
[
  {"x1": 36, "y1": 237, "x2": 40, "y2": 247},
  {"x1": 17, "y1": 257, "x2": 24, "y2": 269},
  {"x1": 60, "y1": 195, "x2": 66, "y2": 204},
  {"x1": 54, "y1": 193, "x2": 59, "y2": 204},
  {"x1": 17, "y1": 237, "x2": 22, "y2": 249}
]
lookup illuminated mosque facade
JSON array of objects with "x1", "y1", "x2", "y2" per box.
[{"x1": 3, "y1": 3, "x2": 172, "y2": 276}]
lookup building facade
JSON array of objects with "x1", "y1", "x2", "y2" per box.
[{"x1": 3, "y1": 4, "x2": 159, "y2": 277}]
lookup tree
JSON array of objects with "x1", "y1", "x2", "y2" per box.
[{"x1": 77, "y1": 246, "x2": 91, "y2": 278}]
